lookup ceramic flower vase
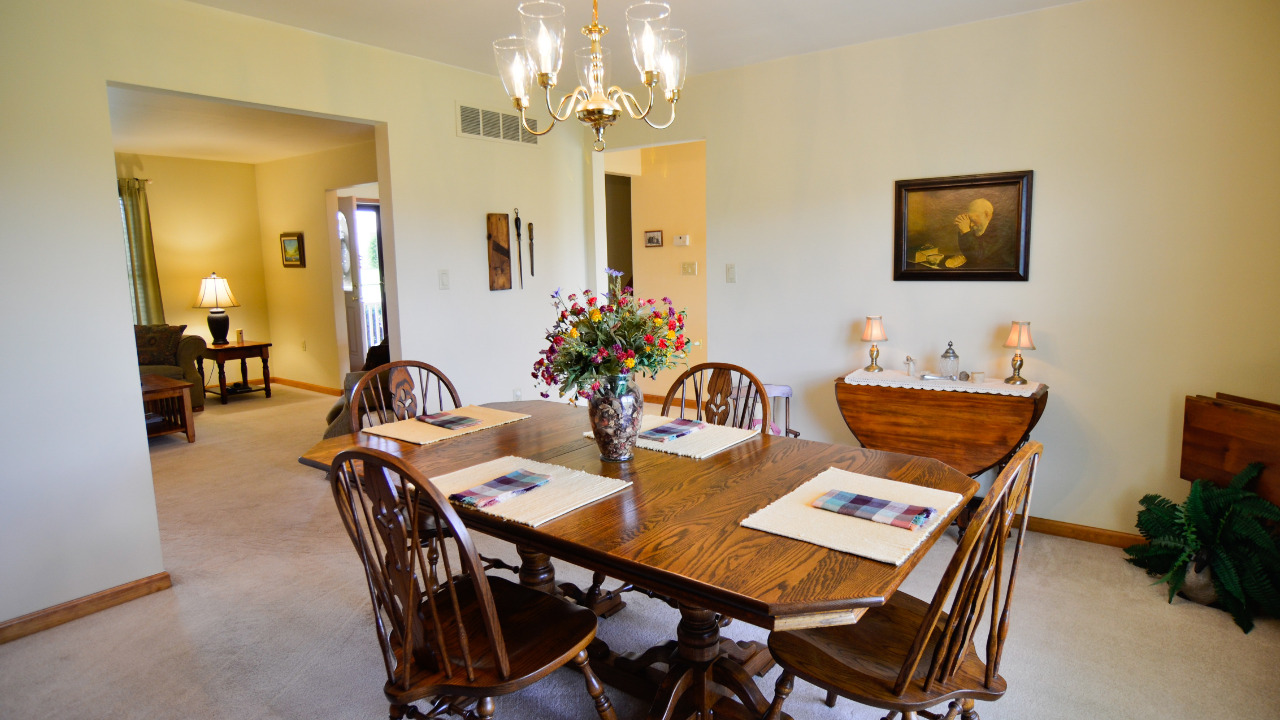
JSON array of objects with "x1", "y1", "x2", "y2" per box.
[{"x1": 588, "y1": 374, "x2": 643, "y2": 461}]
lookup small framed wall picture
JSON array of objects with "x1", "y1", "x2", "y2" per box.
[
  {"x1": 644, "y1": 230, "x2": 663, "y2": 248},
  {"x1": 280, "y1": 232, "x2": 306, "y2": 268}
]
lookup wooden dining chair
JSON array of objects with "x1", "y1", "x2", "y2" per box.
[
  {"x1": 350, "y1": 360, "x2": 462, "y2": 430},
  {"x1": 661, "y1": 362, "x2": 772, "y2": 434},
  {"x1": 764, "y1": 441, "x2": 1043, "y2": 720},
  {"x1": 329, "y1": 447, "x2": 618, "y2": 720}
]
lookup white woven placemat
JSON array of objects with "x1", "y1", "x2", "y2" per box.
[
  {"x1": 843, "y1": 369, "x2": 1042, "y2": 397},
  {"x1": 360, "y1": 405, "x2": 529, "y2": 445},
  {"x1": 741, "y1": 468, "x2": 964, "y2": 566},
  {"x1": 431, "y1": 456, "x2": 631, "y2": 527},
  {"x1": 584, "y1": 415, "x2": 760, "y2": 459}
]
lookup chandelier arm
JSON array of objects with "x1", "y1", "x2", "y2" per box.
[
  {"x1": 641, "y1": 96, "x2": 678, "y2": 130},
  {"x1": 545, "y1": 85, "x2": 590, "y2": 123},
  {"x1": 517, "y1": 104, "x2": 558, "y2": 136},
  {"x1": 608, "y1": 85, "x2": 653, "y2": 120}
]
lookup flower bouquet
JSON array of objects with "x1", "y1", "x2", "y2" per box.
[{"x1": 533, "y1": 269, "x2": 688, "y2": 460}]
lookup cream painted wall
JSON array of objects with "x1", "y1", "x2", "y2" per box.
[
  {"x1": 255, "y1": 141, "x2": 376, "y2": 388},
  {"x1": 115, "y1": 154, "x2": 271, "y2": 349},
  {"x1": 0, "y1": 0, "x2": 590, "y2": 623},
  {"x1": 629, "y1": 142, "x2": 709, "y2": 397},
  {"x1": 603, "y1": 0, "x2": 1280, "y2": 532}
]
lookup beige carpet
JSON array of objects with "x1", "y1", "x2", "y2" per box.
[{"x1": 1, "y1": 386, "x2": 1277, "y2": 719}]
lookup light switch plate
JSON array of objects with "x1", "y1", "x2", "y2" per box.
[
  {"x1": 438, "y1": 270, "x2": 450, "y2": 290},
  {"x1": 674, "y1": 234, "x2": 691, "y2": 246},
  {"x1": 726, "y1": 264, "x2": 736, "y2": 283},
  {"x1": 681, "y1": 261, "x2": 698, "y2": 276}
]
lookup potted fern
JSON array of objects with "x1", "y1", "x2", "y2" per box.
[{"x1": 1124, "y1": 463, "x2": 1280, "y2": 633}]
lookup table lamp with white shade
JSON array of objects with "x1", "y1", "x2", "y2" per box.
[
  {"x1": 1003, "y1": 321, "x2": 1035, "y2": 385},
  {"x1": 861, "y1": 316, "x2": 887, "y2": 372},
  {"x1": 193, "y1": 272, "x2": 240, "y2": 346}
]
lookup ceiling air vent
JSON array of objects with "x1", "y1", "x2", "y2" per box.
[{"x1": 457, "y1": 104, "x2": 538, "y2": 146}]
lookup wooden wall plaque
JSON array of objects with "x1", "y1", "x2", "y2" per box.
[{"x1": 487, "y1": 213, "x2": 511, "y2": 291}]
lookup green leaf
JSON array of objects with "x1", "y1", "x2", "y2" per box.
[
  {"x1": 1134, "y1": 495, "x2": 1182, "y2": 541},
  {"x1": 1240, "y1": 555, "x2": 1280, "y2": 617},
  {"x1": 1224, "y1": 515, "x2": 1280, "y2": 557},
  {"x1": 1161, "y1": 557, "x2": 1190, "y2": 602},
  {"x1": 1228, "y1": 462, "x2": 1265, "y2": 491},
  {"x1": 1234, "y1": 496, "x2": 1280, "y2": 523},
  {"x1": 1184, "y1": 480, "x2": 1213, "y2": 539},
  {"x1": 1209, "y1": 551, "x2": 1246, "y2": 606}
]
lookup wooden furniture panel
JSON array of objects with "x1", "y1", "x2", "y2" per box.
[
  {"x1": 199, "y1": 341, "x2": 272, "y2": 404},
  {"x1": 835, "y1": 378, "x2": 1048, "y2": 477},
  {"x1": 1181, "y1": 394, "x2": 1280, "y2": 505},
  {"x1": 141, "y1": 374, "x2": 194, "y2": 442}
]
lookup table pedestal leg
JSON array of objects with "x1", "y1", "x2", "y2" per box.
[
  {"x1": 642, "y1": 604, "x2": 776, "y2": 720},
  {"x1": 261, "y1": 350, "x2": 271, "y2": 398},
  {"x1": 515, "y1": 546, "x2": 558, "y2": 596}
]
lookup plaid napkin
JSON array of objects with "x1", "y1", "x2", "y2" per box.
[
  {"x1": 416, "y1": 411, "x2": 482, "y2": 430},
  {"x1": 640, "y1": 418, "x2": 706, "y2": 443},
  {"x1": 449, "y1": 469, "x2": 551, "y2": 509},
  {"x1": 811, "y1": 489, "x2": 936, "y2": 531}
]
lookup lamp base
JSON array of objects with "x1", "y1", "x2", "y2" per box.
[
  {"x1": 1004, "y1": 350, "x2": 1027, "y2": 384},
  {"x1": 863, "y1": 344, "x2": 884, "y2": 372},
  {"x1": 207, "y1": 309, "x2": 230, "y2": 346}
]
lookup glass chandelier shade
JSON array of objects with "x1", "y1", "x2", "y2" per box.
[{"x1": 493, "y1": 0, "x2": 687, "y2": 151}]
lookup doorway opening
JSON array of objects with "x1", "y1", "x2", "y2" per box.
[{"x1": 336, "y1": 186, "x2": 388, "y2": 371}]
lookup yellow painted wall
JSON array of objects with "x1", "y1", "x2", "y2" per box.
[
  {"x1": 603, "y1": 0, "x2": 1280, "y2": 533},
  {"x1": 629, "y1": 142, "x2": 708, "y2": 397},
  {"x1": 255, "y1": 141, "x2": 376, "y2": 388},
  {"x1": 115, "y1": 154, "x2": 271, "y2": 351}
]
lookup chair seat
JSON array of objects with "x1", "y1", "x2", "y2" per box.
[
  {"x1": 768, "y1": 591, "x2": 1006, "y2": 713},
  {"x1": 388, "y1": 575, "x2": 599, "y2": 704}
]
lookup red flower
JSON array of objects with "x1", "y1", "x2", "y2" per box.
[
  {"x1": 587, "y1": 296, "x2": 597, "y2": 307},
  {"x1": 644, "y1": 333, "x2": 655, "y2": 344},
  {"x1": 658, "y1": 339, "x2": 668, "y2": 349},
  {"x1": 668, "y1": 318, "x2": 678, "y2": 331}
]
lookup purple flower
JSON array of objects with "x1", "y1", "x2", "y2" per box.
[
  {"x1": 662, "y1": 296, "x2": 672, "y2": 305},
  {"x1": 540, "y1": 391, "x2": 550, "y2": 398},
  {"x1": 552, "y1": 287, "x2": 562, "y2": 298},
  {"x1": 606, "y1": 268, "x2": 624, "y2": 277}
]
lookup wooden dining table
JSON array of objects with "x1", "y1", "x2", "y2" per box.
[{"x1": 300, "y1": 400, "x2": 977, "y2": 720}]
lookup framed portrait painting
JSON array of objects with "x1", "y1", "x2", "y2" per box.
[
  {"x1": 893, "y1": 170, "x2": 1033, "y2": 281},
  {"x1": 280, "y1": 232, "x2": 306, "y2": 268}
]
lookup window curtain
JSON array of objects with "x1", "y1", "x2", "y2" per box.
[{"x1": 118, "y1": 178, "x2": 165, "y2": 325}]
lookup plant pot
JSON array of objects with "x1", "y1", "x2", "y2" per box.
[
  {"x1": 1180, "y1": 562, "x2": 1218, "y2": 605},
  {"x1": 588, "y1": 374, "x2": 643, "y2": 462}
]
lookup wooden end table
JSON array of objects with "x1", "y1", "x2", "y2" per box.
[
  {"x1": 199, "y1": 340, "x2": 273, "y2": 405},
  {"x1": 141, "y1": 374, "x2": 195, "y2": 442}
]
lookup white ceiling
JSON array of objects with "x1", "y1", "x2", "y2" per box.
[
  {"x1": 112, "y1": 0, "x2": 1081, "y2": 163},
  {"x1": 190, "y1": 0, "x2": 1080, "y2": 76}
]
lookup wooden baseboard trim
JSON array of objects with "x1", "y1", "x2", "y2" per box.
[
  {"x1": 1024, "y1": 516, "x2": 1141, "y2": 548},
  {"x1": 0, "y1": 571, "x2": 172, "y2": 644},
  {"x1": 266, "y1": 378, "x2": 342, "y2": 396}
]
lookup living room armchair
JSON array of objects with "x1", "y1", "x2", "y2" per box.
[{"x1": 135, "y1": 324, "x2": 207, "y2": 410}]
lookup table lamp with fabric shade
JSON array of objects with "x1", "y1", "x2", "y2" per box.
[
  {"x1": 193, "y1": 272, "x2": 240, "y2": 346},
  {"x1": 1002, "y1": 321, "x2": 1035, "y2": 385},
  {"x1": 861, "y1": 316, "x2": 887, "y2": 372}
]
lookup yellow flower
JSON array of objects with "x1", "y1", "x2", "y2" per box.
[
  {"x1": 625, "y1": 358, "x2": 636, "y2": 368},
  {"x1": 653, "y1": 316, "x2": 664, "y2": 326},
  {"x1": 645, "y1": 345, "x2": 652, "y2": 352},
  {"x1": 666, "y1": 330, "x2": 676, "y2": 340},
  {"x1": 590, "y1": 309, "x2": 602, "y2": 323},
  {"x1": 569, "y1": 326, "x2": 579, "y2": 338}
]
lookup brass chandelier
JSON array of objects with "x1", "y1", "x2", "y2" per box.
[{"x1": 494, "y1": 1, "x2": 687, "y2": 151}]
